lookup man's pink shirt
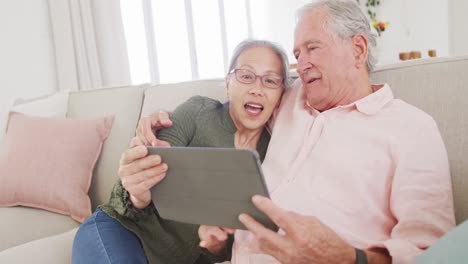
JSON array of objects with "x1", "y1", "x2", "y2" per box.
[{"x1": 232, "y1": 81, "x2": 455, "y2": 264}]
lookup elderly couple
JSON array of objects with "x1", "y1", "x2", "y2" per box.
[{"x1": 72, "y1": 1, "x2": 456, "y2": 263}]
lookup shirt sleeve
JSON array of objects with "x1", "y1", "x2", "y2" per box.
[
  {"x1": 102, "y1": 180, "x2": 157, "y2": 221},
  {"x1": 157, "y1": 96, "x2": 206, "y2": 147},
  {"x1": 382, "y1": 117, "x2": 456, "y2": 264}
]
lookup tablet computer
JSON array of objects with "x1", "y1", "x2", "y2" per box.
[{"x1": 147, "y1": 146, "x2": 277, "y2": 231}]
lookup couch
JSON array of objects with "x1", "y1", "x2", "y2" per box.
[{"x1": 0, "y1": 56, "x2": 467, "y2": 263}]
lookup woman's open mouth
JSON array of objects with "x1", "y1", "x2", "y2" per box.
[{"x1": 244, "y1": 102, "x2": 264, "y2": 115}]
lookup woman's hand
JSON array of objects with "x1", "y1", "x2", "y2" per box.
[
  {"x1": 118, "y1": 137, "x2": 168, "y2": 209},
  {"x1": 198, "y1": 225, "x2": 235, "y2": 255},
  {"x1": 136, "y1": 111, "x2": 173, "y2": 146}
]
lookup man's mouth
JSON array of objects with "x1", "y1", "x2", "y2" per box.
[
  {"x1": 244, "y1": 102, "x2": 264, "y2": 114},
  {"x1": 307, "y1": 77, "x2": 319, "y2": 85}
]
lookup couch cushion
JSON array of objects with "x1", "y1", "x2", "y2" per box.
[
  {"x1": 0, "y1": 91, "x2": 69, "y2": 146},
  {"x1": 142, "y1": 79, "x2": 227, "y2": 116},
  {"x1": 0, "y1": 207, "x2": 79, "y2": 251},
  {"x1": 0, "y1": 113, "x2": 113, "y2": 223},
  {"x1": 372, "y1": 56, "x2": 468, "y2": 224},
  {"x1": 67, "y1": 85, "x2": 145, "y2": 209},
  {"x1": 0, "y1": 227, "x2": 77, "y2": 263}
]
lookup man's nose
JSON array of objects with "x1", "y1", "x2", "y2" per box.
[{"x1": 296, "y1": 56, "x2": 312, "y2": 75}]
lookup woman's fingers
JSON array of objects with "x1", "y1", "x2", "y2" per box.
[{"x1": 136, "y1": 111, "x2": 173, "y2": 146}]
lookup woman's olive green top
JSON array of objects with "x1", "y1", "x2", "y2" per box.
[{"x1": 100, "y1": 96, "x2": 270, "y2": 264}]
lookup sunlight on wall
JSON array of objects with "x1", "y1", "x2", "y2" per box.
[
  {"x1": 152, "y1": 0, "x2": 192, "y2": 83},
  {"x1": 191, "y1": 0, "x2": 225, "y2": 79},
  {"x1": 224, "y1": 0, "x2": 250, "y2": 62},
  {"x1": 120, "y1": 0, "x2": 150, "y2": 84}
]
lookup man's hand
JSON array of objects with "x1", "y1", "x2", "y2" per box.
[
  {"x1": 238, "y1": 195, "x2": 356, "y2": 264},
  {"x1": 118, "y1": 137, "x2": 168, "y2": 209},
  {"x1": 136, "y1": 111, "x2": 173, "y2": 146},
  {"x1": 198, "y1": 225, "x2": 235, "y2": 255}
]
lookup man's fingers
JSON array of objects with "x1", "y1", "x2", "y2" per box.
[
  {"x1": 251, "y1": 195, "x2": 293, "y2": 232},
  {"x1": 238, "y1": 213, "x2": 288, "y2": 256},
  {"x1": 251, "y1": 195, "x2": 317, "y2": 246}
]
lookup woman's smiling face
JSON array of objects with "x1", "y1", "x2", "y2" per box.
[{"x1": 226, "y1": 46, "x2": 285, "y2": 132}]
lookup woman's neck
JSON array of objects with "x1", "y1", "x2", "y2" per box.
[{"x1": 234, "y1": 128, "x2": 263, "y2": 149}]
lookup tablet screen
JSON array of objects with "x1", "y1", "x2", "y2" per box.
[{"x1": 148, "y1": 146, "x2": 277, "y2": 231}]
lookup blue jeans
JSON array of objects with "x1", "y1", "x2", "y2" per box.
[{"x1": 72, "y1": 208, "x2": 147, "y2": 264}]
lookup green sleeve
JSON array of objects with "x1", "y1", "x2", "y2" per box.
[
  {"x1": 101, "y1": 180, "x2": 157, "y2": 221},
  {"x1": 158, "y1": 96, "x2": 207, "y2": 147}
]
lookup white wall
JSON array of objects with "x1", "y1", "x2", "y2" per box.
[
  {"x1": 250, "y1": 0, "x2": 308, "y2": 62},
  {"x1": 449, "y1": 0, "x2": 468, "y2": 56},
  {"x1": 0, "y1": 0, "x2": 57, "y2": 116},
  {"x1": 376, "y1": 0, "x2": 449, "y2": 64},
  {"x1": 250, "y1": 0, "x2": 450, "y2": 66}
]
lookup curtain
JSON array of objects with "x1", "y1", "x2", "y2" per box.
[{"x1": 48, "y1": 0, "x2": 131, "y2": 91}]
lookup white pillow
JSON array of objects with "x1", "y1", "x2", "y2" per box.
[{"x1": 0, "y1": 91, "x2": 69, "y2": 145}]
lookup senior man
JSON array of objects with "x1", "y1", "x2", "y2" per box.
[{"x1": 135, "y1": 0, "x2": 455, "y2": 263}]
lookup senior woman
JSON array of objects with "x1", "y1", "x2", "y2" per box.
[{"x1": 72, "y1": 39, "x2": 290, "y2": 264}]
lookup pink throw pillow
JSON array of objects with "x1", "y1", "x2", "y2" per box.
[{"x1": 0, "y1": 112, "x2": 114, "y2": 223}]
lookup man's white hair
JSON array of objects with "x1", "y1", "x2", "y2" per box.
[{"x1": 297, "y1": 0, "x2": 377, "y2": 72}]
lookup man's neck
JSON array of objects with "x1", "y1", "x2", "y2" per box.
[
  {"x1": 346, "y1": 78, "x2": 373, "y2": 104},
  {"x1": 318, "y1": 77, "x2": 373, "y2": 112}
]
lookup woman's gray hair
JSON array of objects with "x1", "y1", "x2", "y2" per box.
[
  {"x1": 297, "y1": 0, "x2": 377, "y2": 72},
  {"x1": 227, "y1": 39, "x2": 290, "y2": 88}
]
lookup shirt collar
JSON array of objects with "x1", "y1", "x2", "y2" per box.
[
  {"x1": 354, "y1": 84, "x2": 393, "y2": 115},
  {"x1": 304, "y1": 83, "x2": 393, "y2": 116}
]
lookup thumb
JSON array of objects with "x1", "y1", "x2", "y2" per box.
[
  {"x1": 151, "y1": 139, "x2": 171, "y2": 147},
  {"x1": 130, "y1": 137, "x2": 144, "y2": 147}
]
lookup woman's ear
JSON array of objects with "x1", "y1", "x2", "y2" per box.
[
  {"x1": 351, "y1": 33, "x2": 368, "y2": 70},
  {"x1": 225, "y1": 76, "x2": 230, "y2": 98}
]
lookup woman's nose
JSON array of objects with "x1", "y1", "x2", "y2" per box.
[{"x1": 248, "y1": 85, "x2": 264, "y2": 96}]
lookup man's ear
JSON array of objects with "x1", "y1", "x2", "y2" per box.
[{"x1": 351, "y1": 33, "x2": 368, "y2": 70}]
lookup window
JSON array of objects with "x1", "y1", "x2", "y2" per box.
[
  {"x1": 120, "y1": 0, "x2": 254, "y2": 85},
  {"x1": 120, "y1": 0, "x2": 151, "y2": 85}
]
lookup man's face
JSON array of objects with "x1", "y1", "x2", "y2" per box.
[{"x1": 293, "y1": 7, "x2": 356, "y2": 111}]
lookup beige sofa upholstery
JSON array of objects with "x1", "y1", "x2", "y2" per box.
[{"x1": 0, "y1": 56, "x2": 467, "y2": 263}]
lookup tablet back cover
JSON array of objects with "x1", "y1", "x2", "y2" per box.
[{"x1": 148, "y1": 147, "x2": 277, "y2": 230}]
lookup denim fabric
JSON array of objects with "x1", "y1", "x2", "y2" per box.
[{"x1": 72, "y1": 208, "x2": 147, "y2": 264}]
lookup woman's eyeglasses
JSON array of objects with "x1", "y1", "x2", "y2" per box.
[{"x1": 230, "y1": 69, "x2": 283, "y2": 89}]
